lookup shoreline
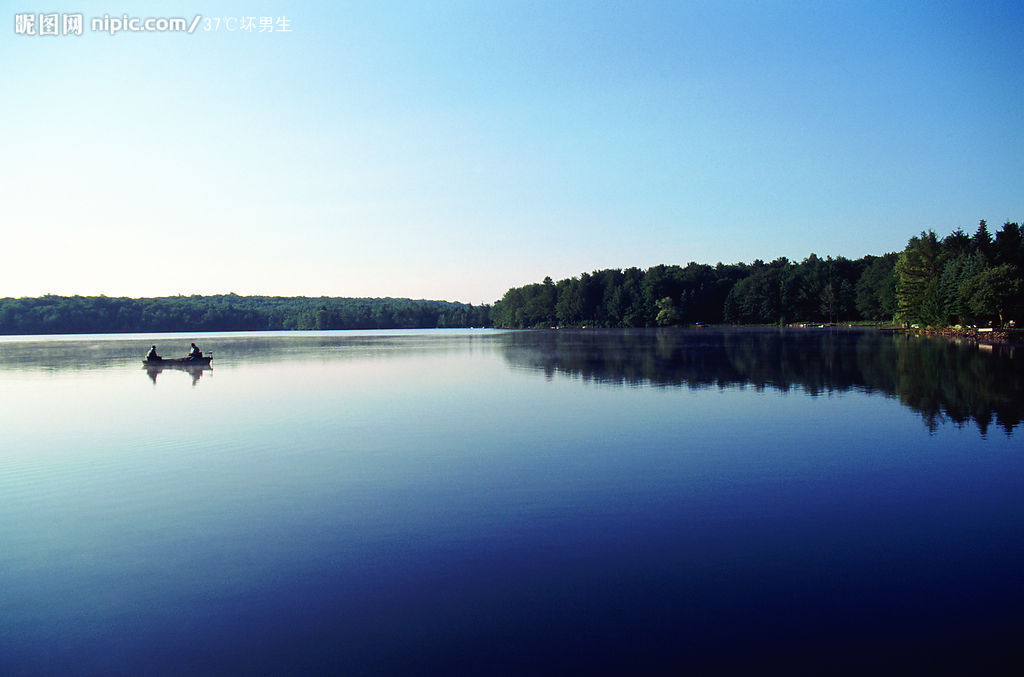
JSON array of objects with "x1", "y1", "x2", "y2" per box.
[{"x1": 897, "y1": 326, "x2": 1023, "y2": 345}]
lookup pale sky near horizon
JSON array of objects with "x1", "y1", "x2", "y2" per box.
[{"x1": 2, "y1": 0, "x2": 1022, "y2": 304}]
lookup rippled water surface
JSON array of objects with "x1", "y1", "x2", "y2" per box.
[{"x1": 1, "y1": 328, "x2": 1022, "y2": 674}]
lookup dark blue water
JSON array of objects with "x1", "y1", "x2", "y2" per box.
[{"x1": 1, "y1": 329, "x2": 1022, "y2": 674}]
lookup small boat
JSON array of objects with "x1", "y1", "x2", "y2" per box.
[{"x1": 142, "y1": 355, "x2": 212, "y2": 367}]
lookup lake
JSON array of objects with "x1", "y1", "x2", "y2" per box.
[{"x1": 1, "y1": 328, "x2": 1022, "y2": 675}]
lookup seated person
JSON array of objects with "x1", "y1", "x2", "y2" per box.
[
  {"x1": 146, "y1": 345, "x2": 160, "y2": 361},
  {"x1": 188, "y1": 342, "x2": 202, "y2": 358}
]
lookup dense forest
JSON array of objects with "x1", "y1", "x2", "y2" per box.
[
  {"x1": 0, "y1": 295, "x2": 491, "y2": 335},
  {"x1": 492, "y1": 220, "x2": 1024, "y2": 329},
  {"x1": 3, "y1": 221, "x2": 1021, "y2": 335}
]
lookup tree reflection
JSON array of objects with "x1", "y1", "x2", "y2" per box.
[{"x1": 500, "y1": 329, "x2": 1024, "y2": 435}]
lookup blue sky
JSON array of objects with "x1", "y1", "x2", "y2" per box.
[{"x1": 2, "y1": 1, "x2": 1021, "y2": 303}]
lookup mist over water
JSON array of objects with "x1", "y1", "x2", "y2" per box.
[{"x1": 1, "y1": 329, "x2": 1021, "y2": 674}]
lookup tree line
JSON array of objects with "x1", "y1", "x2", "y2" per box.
[
  {"x1": 3, "y1": 220, "x2": 1020, "y2": 334},
  {"x1": 492, "y1": 220, "x2": 1023, "y2": 328},
  {"x1": 0, "y1": 294, "x2": 492, "y2": 335}
]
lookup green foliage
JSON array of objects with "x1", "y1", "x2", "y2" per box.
[
  {"x1": 8, "y1": 221, "x2": 1020, "y2": 334},
  {"x1": 993, "y1": 221, "x2": 1024, "y2": 268},
  {"x1": 895, "y1": 230, "x2": 942, "y2": 325},
  {"x1": 0, "y1": 295, "x2": 492, "y2": 335},
  {"x1": 497, "y1": 261, "x2": 753, "y2": 328},
  {"x1": 959, "y1": 264, "x2": 1023, "y2": 327},
  {"x1": 496, "y1": 255, "x2": 870, "y2": 329},
  {"x1": 493, "y1": 219, "x2": 1022, "y2": 329},
  {"x1": 654, "y1": 297, "x2": 681, "y2": 326},
  {"x1": 942, "y1": 228, "x2": 972, "y2": 258},
  {"x1": 852, "y1": 255, "x2": 897, "y2": 320},
  {"x1": 722, "y1": 255, "x2": 864, "y2": 325},
  {"x1": 723, "y1": 262, "x2": 785, "y2": 324},
  {"x1": 972, "y1": 219, "x2": 994, "y2": 261},
  {"x1": 890, "y1": 221, "x2": 1024, "y2": 327}
]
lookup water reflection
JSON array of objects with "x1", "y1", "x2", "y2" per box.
[
  {"x1": 501, "y1": 328, "x2": 1024, "y2": 435},
  {"x1": 143, "y1": 363, "x2": 211, "y2": 386},
  {"x1": 1, "y1": 328, "x2": 1021, "y2": 674},
  {"x1": 0, "y1": 337, "x2": 212, "y2": 371},
  {"x1": 2, "y1": 329, "x2": 1020, "y2": 434},
  {"x1": 0, "y1": 330, "x2": 496, "y2": 371}
]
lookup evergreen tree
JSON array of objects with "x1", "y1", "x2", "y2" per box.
[
  {"x1": 953, "y1": 251, "x2": 988, "y2": 321},
  {"x1": 972, "y1": 219, "x2": 994, "y2": 261},
  {"x1": 938, "y1": 256, "x2": 966, "y2": 324},
  {"x1": 994, "y1": 221, "x2": 1023, "y2": 268},
  {"x1": 942, "y1": 228, "x2": 972, "y2": 257},
  {"x1": 895, "y1": 231, "x2": 941, "y2": 325}
]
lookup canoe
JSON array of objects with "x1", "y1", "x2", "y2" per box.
[{"x1": 143, "y1": 356, "x2": 212, "y2": 367}]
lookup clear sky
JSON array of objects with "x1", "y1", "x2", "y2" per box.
[{"x1": 2, "y1": 1, "x2": 1022, "y2": 304}]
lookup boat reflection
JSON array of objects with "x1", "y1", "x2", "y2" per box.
[{"x1": 143, "y1": 362, "x2": 211, "y2": 386}]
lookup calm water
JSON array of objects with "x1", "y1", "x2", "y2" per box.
[{"x1": 1, "y1": 328, "x2": 1022, "y2": 675}]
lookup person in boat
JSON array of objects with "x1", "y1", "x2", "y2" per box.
[
  {"x1": 145, "y1": 345, "x2": 160, "y2": 361},
  {"x1": 187, "y1": 342, "x2": 202, "y2": 359}
]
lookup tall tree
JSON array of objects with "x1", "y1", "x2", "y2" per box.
[
  {"x1": 895, "y1": 231, "x2": 942, "y2": 325},
  {"x1": 972, "y1": 219, "x2": 994, "y2": 261},
  {"x1": 994, "y1": 221, "x2": 1023, "y2": 268}
]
